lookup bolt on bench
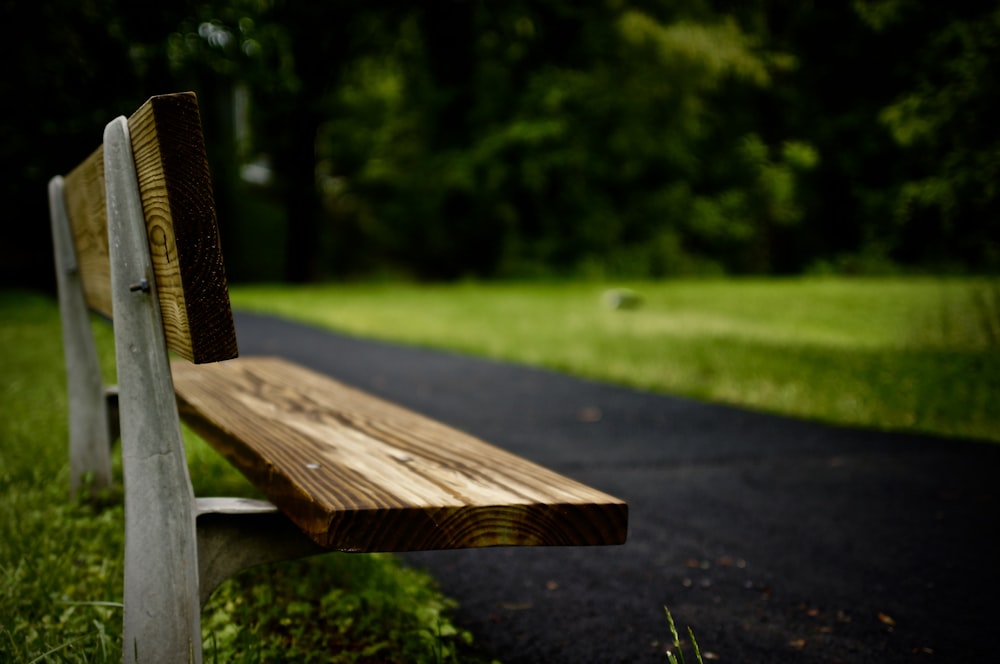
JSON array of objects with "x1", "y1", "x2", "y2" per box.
[{"x1": 48, "y1": 92, "x2": 628, "y2": 663}]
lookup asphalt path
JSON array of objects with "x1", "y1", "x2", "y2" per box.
[{"x1": 235, "y1": 311, "x2": 1000, "y2": 663}]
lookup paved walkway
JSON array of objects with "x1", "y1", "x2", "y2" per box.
[{"x1": 236, "y1": 311, "x2": 1000, "y2": 663}]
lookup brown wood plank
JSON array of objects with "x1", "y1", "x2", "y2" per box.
[
  {"x1": 61, "y1": 145, "x2": 110, "y2": 317},
  {"x1": 171, "y1": 356, "x2": 629, "y2": 552},
  {"x1": 61, "y1": 92, "x2": 237, "y2": 364}
]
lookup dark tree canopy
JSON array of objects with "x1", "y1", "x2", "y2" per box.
[{"x1": 5, "y1": 0, "x2": 998, "y2": 288}]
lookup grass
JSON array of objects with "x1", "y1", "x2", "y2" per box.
[
  {"x1": 231, "y1": 276, "x2": 1000, "y2": 444},
  {"x1": 663, "y1": 605, "x2": 704, "y2": 664},
  {"x1": 2, "y1": 275, "x2": 996, "y2": 661},
  {"x1": 0, "y1": 290, "x2": 489, "y2": 663}
]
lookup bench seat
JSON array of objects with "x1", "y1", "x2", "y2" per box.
[{"x1": 172, "y1": 355, "x2": 628, "y2": 552}]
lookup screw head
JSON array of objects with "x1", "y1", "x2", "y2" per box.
[{"x1": 129, "y1": 279, "x2": 150, "y2": 293}]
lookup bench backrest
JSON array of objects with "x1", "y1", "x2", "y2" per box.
[
  {"x1": 58, "y1": 92, "x2": 237, "y2": 364},
  {"x1": 50, "y1": 92, "x2": 238, "y2": 659}
]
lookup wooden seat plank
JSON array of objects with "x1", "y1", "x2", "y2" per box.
[{"x1": 171, "y1": 356, "x2": 628, "y2": 552}]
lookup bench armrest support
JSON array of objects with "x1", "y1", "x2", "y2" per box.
[{"x1": 195, "y1": 498, "x2": 326, "y2": 607}]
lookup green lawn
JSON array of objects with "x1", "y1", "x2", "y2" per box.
[{"x1": 231, "y1": 276, "x2": 1000, "y2": 443}]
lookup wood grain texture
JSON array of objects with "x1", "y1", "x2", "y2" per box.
[
  {"x1": 61, "y1": 92, "x2": 237, "y2": 364},
  {"x1": 172, "y1": 356, "x2": 629, "y2": 552},
  {"x1": 62, "y1": 148, "x2": 110, "y2": 316}
]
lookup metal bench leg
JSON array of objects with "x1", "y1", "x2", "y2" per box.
[
  {"x1": 105, "y1": 116, "x2": 203, "y2": 664},
  {"x1": 49, "y1": 176, "x2": 114, "y2": 495}
]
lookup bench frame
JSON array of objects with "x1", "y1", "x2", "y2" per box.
[
  {"x1": 50, "y1": 114, "x2": 321, "y2": 663},
  {"x1": 49, "y1": 93, "x2": 626, "y2": 664}
]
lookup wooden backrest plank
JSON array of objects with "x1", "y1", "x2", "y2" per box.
[
  {"x1": 61, "y1": 92, "x2": 237, "y2": 364},
  {"x1": 61, "y1": 148, "x2": 110, "y2": 316}
]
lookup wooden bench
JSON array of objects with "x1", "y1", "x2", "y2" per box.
[{"x1": 47, "y1": 92, "x2": 628, "y2": 663}]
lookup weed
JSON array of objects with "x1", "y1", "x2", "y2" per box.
[{"x1": 663, "y1": 606, "x2": 704, "y2": 664}]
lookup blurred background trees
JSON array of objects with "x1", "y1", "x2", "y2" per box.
[{"x1": 4, "y1": 0, "x2": 998, "y2": 287}]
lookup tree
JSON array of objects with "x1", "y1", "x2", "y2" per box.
[
  {"x1": 1, "y1": 0, "x2": 196, "y2": 289},
  {"x1": 860, "y1": 1, "x2": 1000, "y2": 270},
  {"x1": 317, "y1": 1, "x2": 812, "y2": 278}
]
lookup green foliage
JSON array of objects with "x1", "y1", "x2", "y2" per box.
[
  {"x1": 854, "y1": 2, "x2": 1000, "y2": 269},
  {"x1": 618, "y1": 12, "x2": 771, "y2": 87},
  {"x1": 202, "y1": 555, "x2": 478, "y2": 663},
  {"x1": 7, "y1": 1, "x2": 1000, "y2": 288},
  {"x1": 193, "y1": 1, "x2": 816, "y2": 279}
]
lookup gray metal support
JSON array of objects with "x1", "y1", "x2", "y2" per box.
[
  {"x1": 48, "y1": 176, "x2": 114, "y2": 494},
  {"x1": 105, "y1": 116, "x2": 203, "y2": 664},
  {"x1": 195, "y1": 498, "x2": 326, "y2": 607}
]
